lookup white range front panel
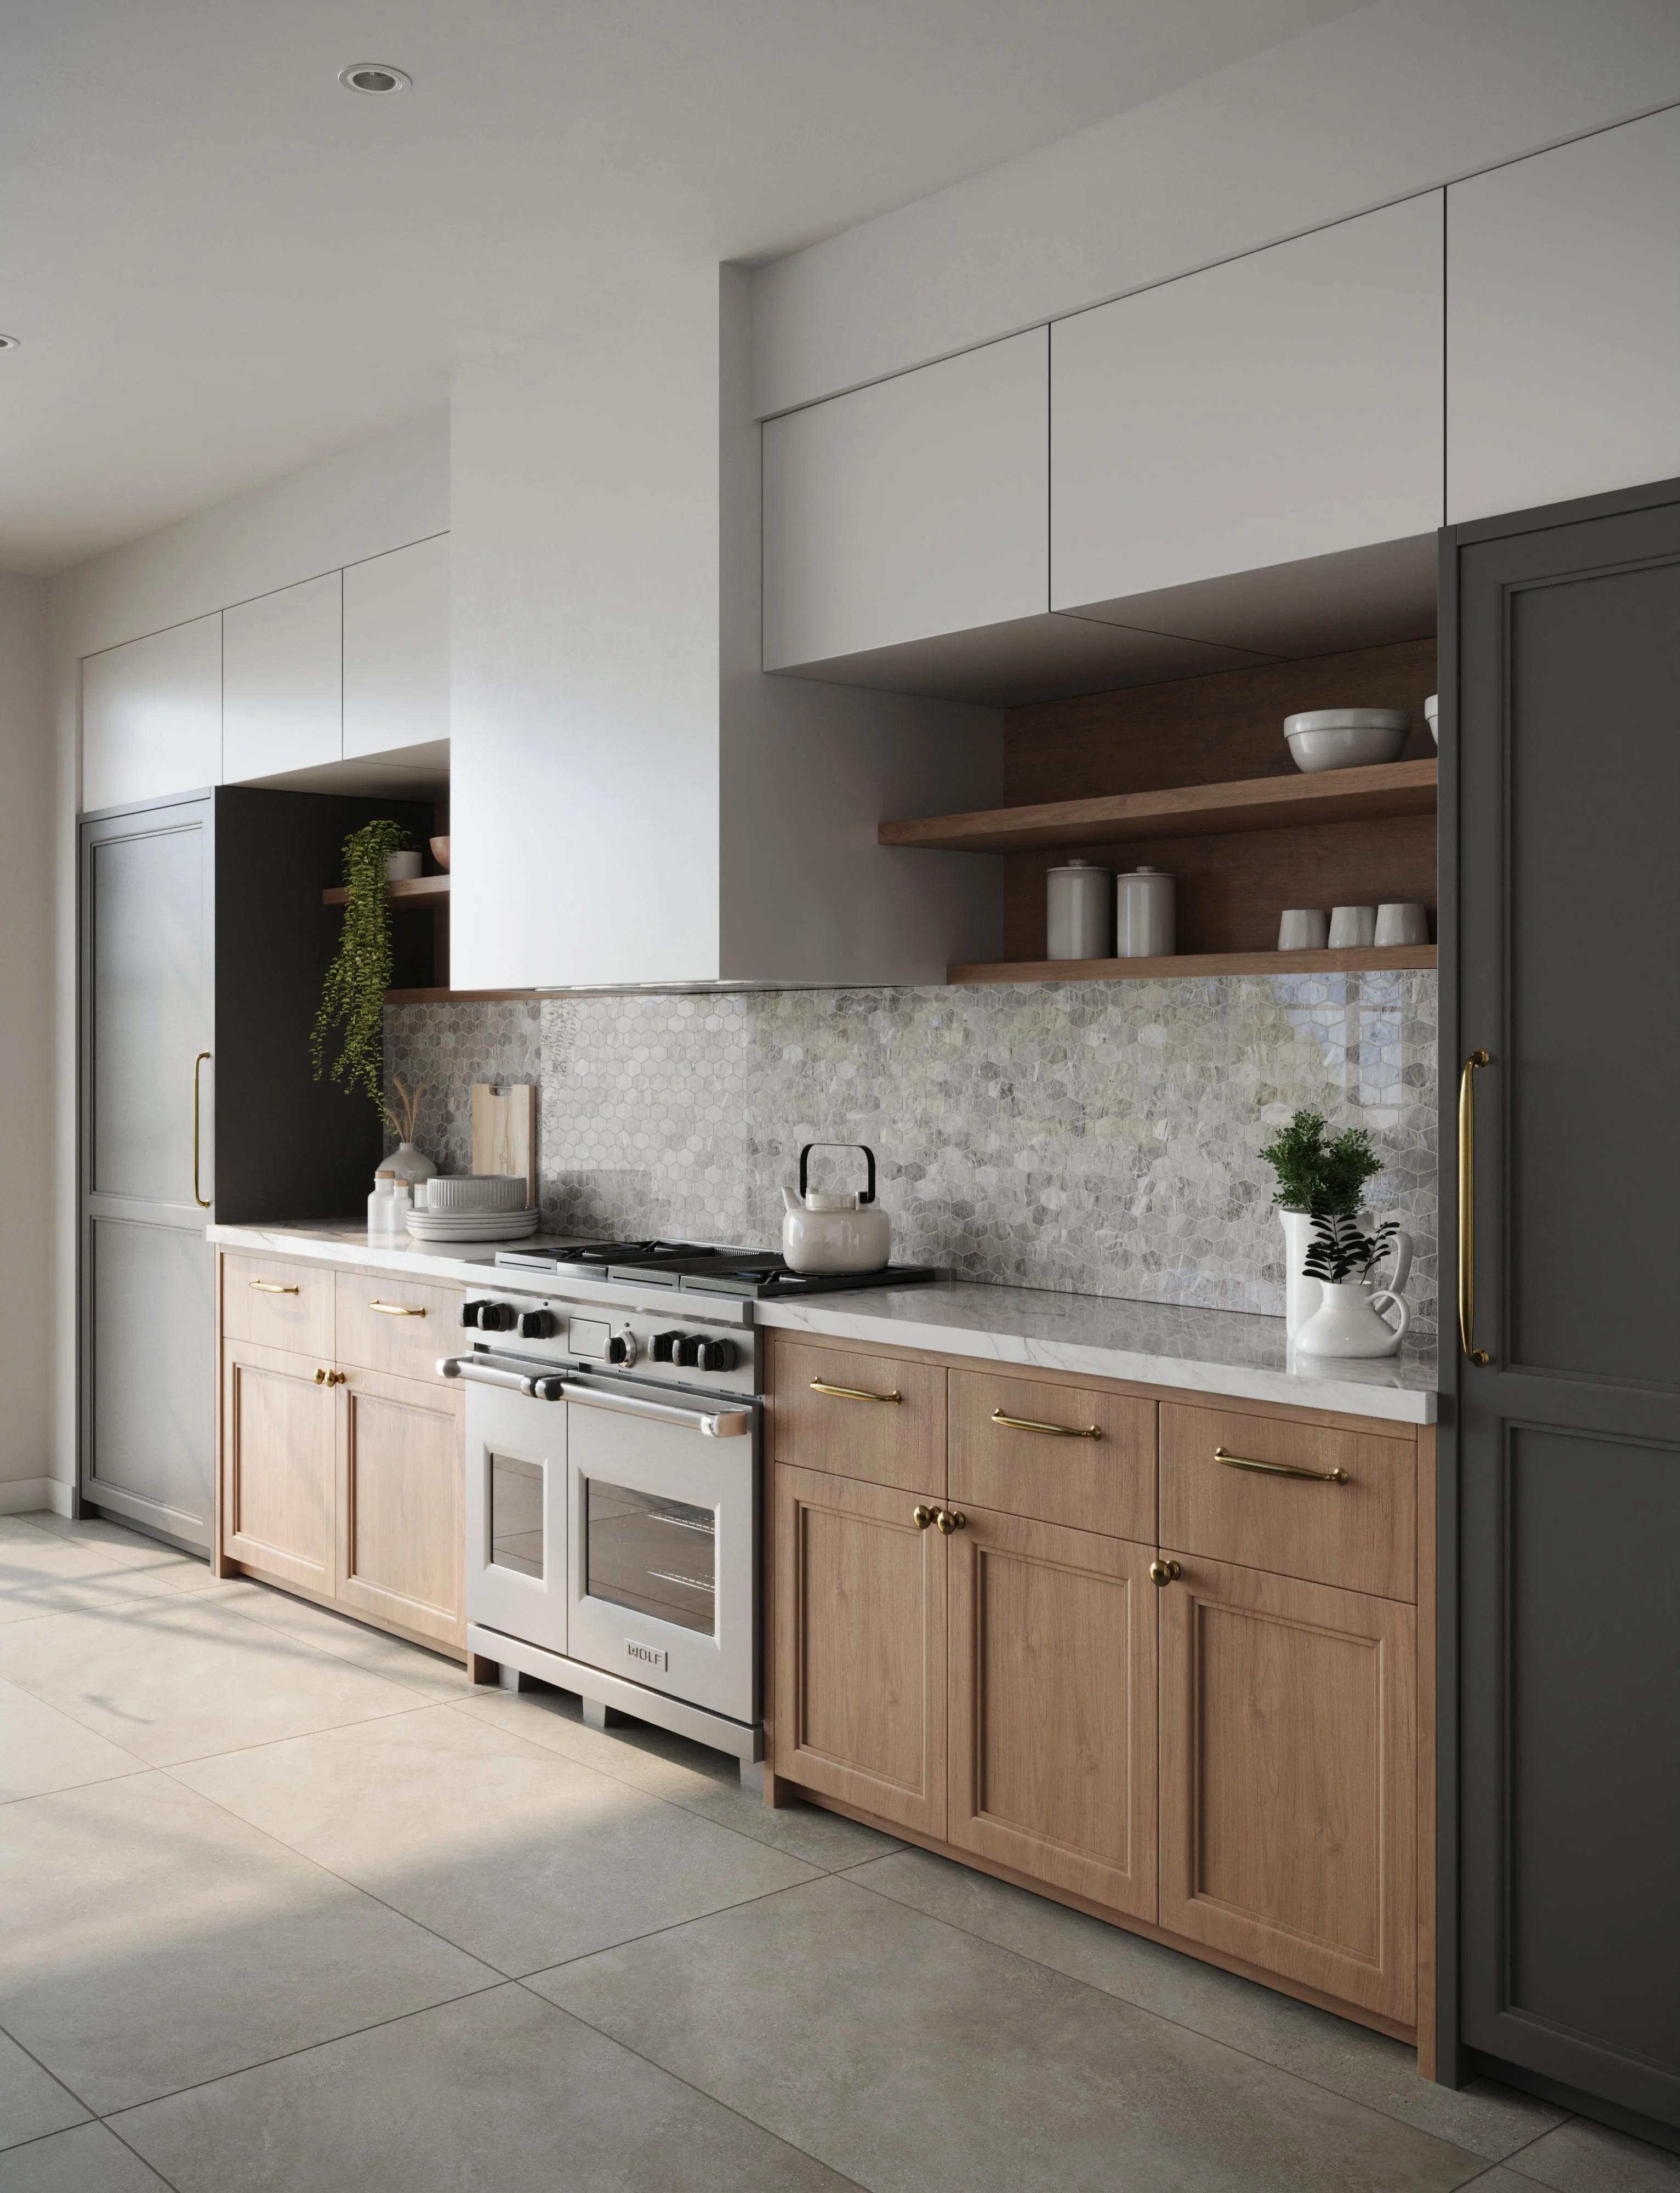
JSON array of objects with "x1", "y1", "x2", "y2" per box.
[{"x1": 465, "y1": 1379, "x2": 568, "y2": 1656}]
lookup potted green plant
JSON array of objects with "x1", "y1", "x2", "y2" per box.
[{"x1": 1257, "y1": 1109, "x2": 1411, "y2": 1335}]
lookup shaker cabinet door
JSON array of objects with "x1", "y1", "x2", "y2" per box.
[
  {"x1": 336, "y1": 1365, "x2": 465, "y2": 1648},
  {"x1": 220, "y1": 1338, "x2": 337, "y2": 1595}
]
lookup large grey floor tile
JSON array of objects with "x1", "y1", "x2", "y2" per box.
[
  {"x1": 172, "y1": 1702, "x2": 821, "y2": 1974},
  {"x1": 455, "y1": 1685, "x2": 904, "y2": 1869},
  {"x1": 0, "y1": 2034, "x2": 87, "y2": 2152},
  {"x1": 846, "y1": 1848, "x2": 1564, "y2": 2161},
  {"x1": 18, "y1": 1512, "x2": 208, "y2": 1590},
  {"x1": 0, "y1": 1771, "x2": 497, "y2": 2113},
  {"x1": 0, "y1": 1595, "x2": 425, "y2": 1765},
  {"x1": 0, "y1": 1678, "x2": 145, "y2": 1804},
  {"x1": 1501, "y1": 2115, "x2": 1680, "y2": 2190},
  {"x1": 0, "y1": 2123, "x2": 171, "y2": 2192},
  {"x1": 113, "y1": 1981, "x2": 856, "y2": 2193},
  {"x1": 202, "y1": 1577, "x2": 475, "y2": 1702},
  {"x1": 0, "y1": 1521, "x2": 210, "y2": 1627},
  {"x1": 534, "y1": 1872, "x2": 1485, "y2": 2193}
]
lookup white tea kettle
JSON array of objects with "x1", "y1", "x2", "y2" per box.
[{"x1": 782, "y1": 1143, "x2": 892, "y2": 1274}]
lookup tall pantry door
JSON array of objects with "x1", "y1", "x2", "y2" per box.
[
  {"x1": 1445, "y1": 476, "x2": 1680, "y2": 2130},
  {"x1": 81, "y1": 794, "x2": 216, "y2": 1549}
]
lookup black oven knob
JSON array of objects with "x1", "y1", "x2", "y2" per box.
[
  {"x1": 517, "y1": 1308, "x2": 556, "y2": 1340},
  {"x1": 694, "y1": 1337, "x2": 737, "y2": 1373},
  {"x1": 478, "y1": 1302, "x2": 517, "y2": 1332},
  {"x1": 674, "y1": 1333, "x2": 704, "y2": 1368},
  {"x1": 652, "y1": 1329, "x2": 684, "y2": 1362},
  {"x1": 605, "y1": 1333, "x2": 637, "y2": 1367},
  {"x1": 461, "y1": 1299, "x2": 494, "y2": 1328}
]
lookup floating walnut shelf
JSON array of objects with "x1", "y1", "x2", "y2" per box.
[
  {"x1": 948, "y1": 944, "x2": 1436, "y2": 987},
  {"x1": 321, "y1": 873, "x2": 452, "y2": 907}
]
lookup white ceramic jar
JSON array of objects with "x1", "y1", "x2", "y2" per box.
[
  {"x1": 1115, "y1": 867, "x2": 1175, "y2": 957},
  {"x1": 1046, "y1": 859, "x2": 1113, "y2": 961}
]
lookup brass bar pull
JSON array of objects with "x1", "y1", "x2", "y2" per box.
[
  {"x1": 1214, "y1": 1445, "x2": 1349, "y2": 1486},
  {"x1": 933, "y1": 1508, "x2": 967, "y2": 1535},
  {"x1": 1459, "y1": 1049, "x2": 1491, "y2": 1365},
  {"x1": 192, "y1": 1052, "x2": 212, "y2": 1209},
  {"x1": 810, "y1": 1379, "x2": 902, "y2": 1405},
  {"x1": 248, "y1": 1281, "x2": 300, "y2": 1296},
  {"x1": 912, "y1": 1505, "x2": 936, "y2": 1530},
  {"x1": 1149, "y1": 1558, "x2": 1181, "y2": 1587},
  {"x1": 991, "y1": 1408, "x2": 1101, "y2": 1440},
  {"x1": 368, "y1": 1301, "x2": 426, "y2": 1317}
]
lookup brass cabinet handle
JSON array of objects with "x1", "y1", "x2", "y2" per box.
[
  {"x1": 912, "y1": 1504, "x2": 935, "y2": 1531},
  {"x1": 248, "y1": 1280, "x2": 300, "y2": 1296},
  {"x1": 314, "y1": 1368, "x2": 347, "y2": 1387},
  {"x1": 1149, "y1": 1558, "x2": 1182, "y2": 1586},
  {"x1": 1214, "y1": 1445, "x2": 1349, "y2": 1486},
  {"x1": 368, "y1": 1301, "x2": 426, "y2": 1317},
  {"x1": 933, "y1": 1508, "x2": 966, "y2": 1535},
  {"x1": 1458, "y1": 1049, "x2": 1492, "y2": 1365},
  {"x1": 991, "y1": 1407, "x2": 1101, "y2": 1440},
  {"x1": 810, "y1": 1378, "x2": 902, "y2": 1405},
  {"x1": 192, "y1": 1052, "x2": 212, "y2": 1209}
]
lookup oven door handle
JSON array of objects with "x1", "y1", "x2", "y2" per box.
[
  {"x1": 436, "y1": 1354, "x2": 565, "y2": 1399},
  {"x1": 559, "y1": 1381, "x2": 752, "y2": 1439}
]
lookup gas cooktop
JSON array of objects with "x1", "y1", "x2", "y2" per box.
[{"x1": 495, "y1": 1239, "x2": 939, "y2": 1299}]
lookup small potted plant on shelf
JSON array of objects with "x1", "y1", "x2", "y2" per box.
[
  {"x1": 1295, "y1": 1208, "x2": 1411, "y2": 1357},
  {"x1": 1258, "y1": 1109, "x2": 1411, "y2": 1337}
]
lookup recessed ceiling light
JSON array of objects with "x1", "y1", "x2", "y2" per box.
[
  {"x1": 339, "y1": 63, "x2": 411, "y2": 95},
  {"x1": 0, "y1": 334, "x2": 19, "y2": 350}
]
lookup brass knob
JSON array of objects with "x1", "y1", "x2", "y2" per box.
[
  {"x1": 934, "y1": 1508, "x2": 967, "y2": 1535},
  {"x1": 314, "y1": 1367, "x2": 328, "y2": 1385},
  {"x1": 328, "y1": 1371, "x2": 348, "y2": 1387},
  {"x1": 912, "y1": 1505, "x2": 935, "y2": 1531},
  {"x1": 1149, "y1": 1558, "x2": 1181, "y2": 1586}
]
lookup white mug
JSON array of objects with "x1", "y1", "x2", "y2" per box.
[
  {"x1": 1278, "y1": 908, "x2": 1329, "y2": 950},
  {"x1": 1374, "y1": 902, "x2": 1430, "y2": 946},
  {"x1": 1328, "y1": 905, "x2": 1377, "y2": 948}
]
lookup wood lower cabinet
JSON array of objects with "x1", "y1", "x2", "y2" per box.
[
  {"x1": 221, "y1": 1338, "x2": 337, "y2": 1595},
  {"x1": 948, "y1": 1506, "x2": 1157, "y2": 1920},
  {"x1": 337, "y1": 1367, "x2": 465, "y2": 1649}
]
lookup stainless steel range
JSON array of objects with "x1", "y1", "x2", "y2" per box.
[{"x1": 443, "y1": 1240, "x2": 936, "y2": 1786}]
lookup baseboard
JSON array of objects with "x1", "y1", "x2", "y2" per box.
[{"x1": 0, "y1": 1477, "x2": 72, "y2": 1518}]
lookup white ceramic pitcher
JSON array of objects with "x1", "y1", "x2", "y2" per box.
[
  {"x1": 1295, "y1": 1277, "x2": 1411, "y2": 1359},
  {"x1": 1280, "y1": 1208, "x2": 1413, "y2": 1338}
]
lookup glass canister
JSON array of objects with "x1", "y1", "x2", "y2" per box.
[
  {"x1": 1045, "y1": 859, "x2": 1113, "y2": 960},
  {"x1": 1115, "y1": 865, "x2": 1176, "y2": 957}
]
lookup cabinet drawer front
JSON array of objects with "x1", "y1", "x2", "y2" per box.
[
  {"x1": 1160, "y1": 1404, "x2": 1416, "y2": 1603},
  {"x1": 222, "y1": 1255, "x2": 333, "y2": 1359},
  {"x1": 949, "y1": 1371, "x2": 1154, "y2": 1538},
  {"x1": 334, "y1": 1274, "x2": 459, "y2": 1382},
  {"x1": 770, "y1": 1339, "x2": 945, "y2": 1495}
]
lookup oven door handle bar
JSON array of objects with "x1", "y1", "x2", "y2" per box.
[{"x1": 437, "y1": 1356, "x2": 751, "y2": 1438}]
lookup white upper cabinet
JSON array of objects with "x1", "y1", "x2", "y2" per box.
[
  {"x1": 762, "y1": 327, "x2": 1049, "y2": 669},
  {"x1": 222, "y1": 571, "x2": 342, "y2": 782},
  {"x1": 81, "y1": 614, "x2": 222, "y2": 813},
  {"x1": 343, "y1": 533, "x2": 449, "y2": 758},
  {"x1": 1051, "y1": 195, "x2": 1445, "y2": 616},
  {"x1": 1448, "y1": 107, "x2": 1680, "y2": 524}
]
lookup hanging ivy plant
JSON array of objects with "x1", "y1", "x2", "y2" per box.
[{"x1": 311, "y1": 819, "x2": 412, "y2": 1110}]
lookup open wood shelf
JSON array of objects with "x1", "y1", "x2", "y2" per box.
[
  {"x1": 948, "y1": 945, "x2": 1437, "y2": 986},
  {"x1": 322, "y1": 872, "x2": 451, "y2": 907},
  {"x1": 881, "y1": 758, "x2": 1437, "y2": 856}
]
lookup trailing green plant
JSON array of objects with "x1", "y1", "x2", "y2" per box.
[
  {"x1": 1303, "y1": 1208, "x2": 1399, "y2": 1287},
  {"x1": 311, "y1": 819, "x2": 412, "y2": 1110},
  {"x1": 1258, "y1": 1109, "x2": 1385, "y2": 1215}
]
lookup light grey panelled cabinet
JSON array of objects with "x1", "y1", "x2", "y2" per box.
[
  {"x1": 1050, "y1": 194, "x2": 1444, "y2": 644},
  {"x1": 762, "y1": 327, "x2": 1049, "y2": 671},
  {"x1": 81, "y1": 615, "x2": 223, "y2": 811},
  {"x1": 343, "y1": 533, "x2": 450, "y2": 759},
  {"x1": 222, "y1": 571, "x2": 343, "y2": 782},
  {"x1": 1447, "y1": 105, "x2": 1680, "y2": 525}
]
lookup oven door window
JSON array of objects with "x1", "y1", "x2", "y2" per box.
[
  {"x1": 585, "y1": 1480, "x2": 716, "y2": 1636},
  {"x1": 490, "y1": 1453, "x2": 545, "y2": 1578}
]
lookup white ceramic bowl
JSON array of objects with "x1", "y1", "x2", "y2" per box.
[
  {"x1": 424, "y1": 1174, "x2": 528, "y2": 1213},
  {"x1": 1284, "y1": 707, "x2": 1409, "y2": 773},
  {"x1": 1424, "y1": 695, "x2": 1439, "y2": 747}
]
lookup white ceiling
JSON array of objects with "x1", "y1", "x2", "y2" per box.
[{"x1": 0, "y1": 0, "x2": 1363, "y2": 575}]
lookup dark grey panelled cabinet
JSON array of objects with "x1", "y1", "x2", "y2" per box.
[
  {"x1": 80, "y1": 786, "x2": 430, "y2": 1550},
  {"x1": 1443, "y1": 478, "x2": 1680, "y2": 2135}
]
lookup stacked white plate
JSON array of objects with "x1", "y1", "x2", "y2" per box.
[{"x1": 407, "y1": 1207, "x2": 541, "y2": 1242}]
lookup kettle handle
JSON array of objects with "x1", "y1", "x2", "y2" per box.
[{"x1": 798, "y1": 1143, "x2": 876, "y2": 1206}]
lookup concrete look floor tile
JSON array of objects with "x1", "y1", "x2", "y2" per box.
[
  {"x1": 533, "y1": 1873, "x2": 1487, "y2": 2193},
  {"x1": 0, "y1": 2033, "x2": 88, "y2": 2152},
  {"x1": 16, "y1": 1513, "x2": 209, "y2": 1592},
  {"x1": 112, "y1": 1981, "x2": 857, "y2": 2193},
  {"x1": 0, "y1": 2122, "x2": 172, "y2": 2192},
  {"x1": 170, "y1": 1703, "x2": 822, "y2": 1975},
  {"x1": 200, "y1": 1578, "x2": 476, "y2": 1702},
  {"x1": 1499, "y1": 2115, "x2": 1680, "y2": 2190},
  {"x1": 0, "y1": 1524, "x2": 210, "y2": 1628},
  {"x1": 0, "y1": 1597, "x2": 426, "y2": 1765},
  {"x1": 0, "y1": 1771, "x2": 497, "y2": 2114},
  {"x1": 0, "y1": 1678, "x2": 146, "y2": 1805},
  {"x1": 845, "y1": 1848, "x2": 1566, "y2": 2161}
]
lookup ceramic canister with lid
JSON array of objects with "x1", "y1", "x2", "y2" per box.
[
  {"x1": 1045, "y1": 859, "x2": 1113, "y2": 960},
  {"x1": 1115, "y1": 866, "x2": 1176, "y2": 957}
]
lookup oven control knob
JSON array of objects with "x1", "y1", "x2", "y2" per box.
[
  {"x1": 674, "y1": 1333, "x2": 704, "y2": 1368},
  {"x1": 694, "y1": 1337, "x2": 737, "y2": 1373},
  {"x1": 605, "y1": 1331, "x2": 639, "y2": 1367},
  {"x1": 461, "y1": 1299, "x2": 494, "y2": 1328},
  {"x1": 517, "y1": 1308, "x2": 557, "y2": 1340},
  {"x1": 652, "y1": 1330, "x2": 684, "y2": 1363},
  {"x1": 479, "y1": 1302, "x2": 517, "y2": 1332}
]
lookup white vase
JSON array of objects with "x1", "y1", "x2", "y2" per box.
[
  {"x1": 1279, "y1": 1209, "x2": 1413, "y2": 1336},
  {"x1": 1295, "y1": 1278, "x2": 1410, "y2": 1359},
  {"x1": 385, "y1": 1142, "x2": 437, "y2": 1193}
]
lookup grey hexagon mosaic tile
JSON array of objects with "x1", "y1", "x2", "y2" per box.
[{"x1": 387, "y1": 970, "x2": 1438, "y2": 1332}]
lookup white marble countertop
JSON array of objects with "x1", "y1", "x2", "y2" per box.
[{"x1": 210, "y1": 1223, "x2": 1436, "y2": 1424}]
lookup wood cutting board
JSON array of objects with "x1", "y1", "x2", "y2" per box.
[{"x1": 471, "y1": 1083, "x2": 537, "y2": 1208}]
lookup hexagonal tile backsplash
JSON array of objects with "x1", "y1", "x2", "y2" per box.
[{"x1": 386, "y1": 968, "x2": 1438, "y2": 1331}]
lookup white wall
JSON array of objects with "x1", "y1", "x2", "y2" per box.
[
  {"x1": 0, "y1": 575, "x2": 56, "y2": 1509},
  {"x1": 752, "y1": 0, "x2": 1680, "y2": 416}
]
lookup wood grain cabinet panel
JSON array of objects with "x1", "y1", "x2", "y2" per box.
[
  {"x1": 770, "y1": 1339, "x2": 946, "y2": 1496},
  {"x1": 221, "y1": 1254, "x2": 334, "y2": 1359},
  {"x1": 1159, "y1": 1553, "x2": 1416, "y2": 2023},
  {"x1": 949, "y1": 1370, "x2": 1154, "y2": 1538},
  {"x1": 334, "y1": 1273, "x2": 459, "y2": 1383},
  {"x1": 772, "y1": 1463, "x2": 946, "y2": 1836},
  {"x1": 1160, "y1": 1404, "x2": 1416, "y2": 1601},
  {"x1": 220, "y1": 1338, "x2": 336, "y2": 1594},
  {"x1": 948, "y1": 1507, "x2": 1157, "y2": 1919},
  {"x1": 336, "y1": 1367, "x2": 464, "y2": 1647}
]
